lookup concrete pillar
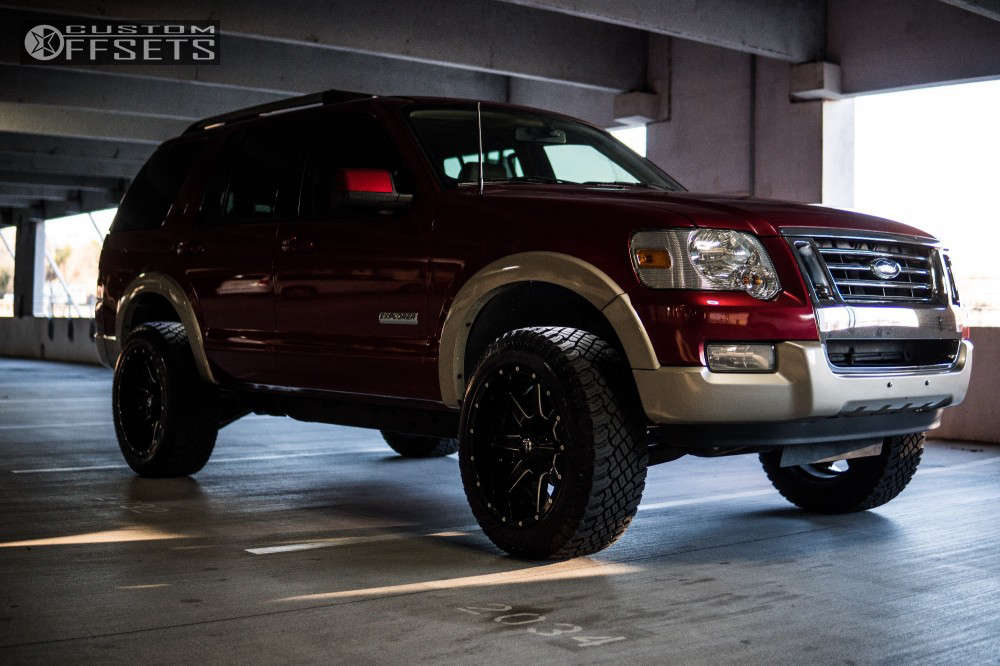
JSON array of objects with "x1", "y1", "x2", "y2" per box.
[
  {"x1": 12, "y1": 212, "x2": 45, "y2": 318},
  {"x1": 645, "y1": 37, "x2": 854, "y2": 204}
]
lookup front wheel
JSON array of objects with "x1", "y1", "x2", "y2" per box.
[
  {"x1": 760, "y1": 432, "x2": 924, "y2": 513},
  {"x1": 459, "y1": 327, "x2": 648, "y2": 560}
]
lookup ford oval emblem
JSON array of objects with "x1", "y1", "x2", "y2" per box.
[{"x1": 870, "y1": 257, "x2": 902, "y2": 280}]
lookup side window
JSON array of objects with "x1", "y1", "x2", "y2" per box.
[
  {"x1": 203, "y1": 122, "x2": 303, "y2": 223},
  {"x1": 543, "y1": 144, "x2": 638, "y2": 184},
  {"x1": 112, "y1": 139, "x2": 204, "y2": 232},
  {"x1": 300, "y1": 113, "x2": 410, "y2": 219}
]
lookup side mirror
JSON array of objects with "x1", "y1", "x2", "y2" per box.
[{"x1": 336, "y1": 168, "x2": 413, "y2": 209}]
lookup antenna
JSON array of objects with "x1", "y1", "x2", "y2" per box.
[{"x1": 476, "y1": 102, "x2": 485, "y2": 196}]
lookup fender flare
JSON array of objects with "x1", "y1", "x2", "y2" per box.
[
  {"x1": 116, "y1": 272, "x2": 216, "y2": 384},
  {"x1": 438, "y1": 252, "x2": 659, "y2": 407}
]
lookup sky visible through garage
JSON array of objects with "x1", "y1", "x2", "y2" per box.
[{"x1": 854, "y1": 78, "x2": 1000, "y2": 326}]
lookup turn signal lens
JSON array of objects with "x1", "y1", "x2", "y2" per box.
[
  {"x1": 634, "y1": 248, "x2": 671, "y2": 269},
  {"x1": 705, "y1": 343, "x2": 776, "y2": 373}
]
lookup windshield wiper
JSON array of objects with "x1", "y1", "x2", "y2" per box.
[
  {"x1": 501, "y1": 176, "x2": 575, "y2": 185},
  {"x1": 582, "y1": 181, "x2": 667, "y2": 190}
]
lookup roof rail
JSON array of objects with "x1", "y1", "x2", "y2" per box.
[{"x1": 183, "y1": 89, "x2": 371, "y2": 134}]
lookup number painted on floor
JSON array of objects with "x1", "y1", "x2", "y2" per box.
[
  {"x1": 528, "y1": 623, "x2": 581, "y2": 637},
  {"x1": 572, "y1": 635, "x2": 627, "y2": 648},
  {"x1": 494, "y1": 612, "x2": 546, "y2": 625},
  {"x1": 454, "y1": 602, "x2": 627, "y2": 648},
  {"x1": 456, "y1": 603, "x2": 513, "y2": 615}
]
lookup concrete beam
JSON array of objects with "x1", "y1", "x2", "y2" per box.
[
  {"x1": 497, "y1": 0, "x2": 825, "y2": 61},
  {"x1": 0, "y1": 184, "x2": 76, "y2": 199},
  {"x1": 0, "y1": 102, "x2": 186, "y2": 144},
  {"x1": 0, "y1": 64, "x2": 283, "y2": 121},
  {"x1": 0, "y1": 170, "x2": 126, "y2": 193},
  {"x1": 0, "y1": 150, "x2": 143, "y2": 180},
  {"x1": 0, "y1": 16, "x2": 511, "y2": 101},
  {"x1": 0, "y1": 132, "x2": 153, "y2": 164},
  {"x1": 939, "y1": 0, "x2": 1000, "y2": 22},
  {"x1": 829, "y1": 0, "x2": 1000, "y2": 94},
  {"x1": 7, "y1": 1, "x2": 643, "y2": 91},
  {"x1": 0, "y1": 192, "x2": 68, "y2": 205}
]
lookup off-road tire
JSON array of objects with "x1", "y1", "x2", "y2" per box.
[
  {"x1": 113, "y1": 322, "x2": 219, "y2": 477},
  {"x1": 381, "y1": 431, "x2": 459, "y2": 457},
  {"x1": 459, "y1": 327, "x2": 648, "y2": 560},
  {"x1": 760, "y1": 432, "x2": 924, "y2": 513}
]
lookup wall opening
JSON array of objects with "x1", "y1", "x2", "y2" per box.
[
  {"x1": 609, "y1": 125, "x2": 647, "y2": 157},
  {"x1": 854, "y1": 79, "x2": 1000, "y2": 326},
  {"x1": 40, "y1": 208, "x2": 116, "y2": 318}
]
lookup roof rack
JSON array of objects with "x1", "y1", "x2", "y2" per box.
[{"x1": 183, "y1": 89, "x2": 372, "y2": 134}]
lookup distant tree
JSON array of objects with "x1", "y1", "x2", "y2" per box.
[{"x1": 45, "y1": 246, "x2": 72, "y2": 283}]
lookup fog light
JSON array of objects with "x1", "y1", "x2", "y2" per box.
[{"x1": 705, "y1": 343, "x2": 776, "y2": 373}]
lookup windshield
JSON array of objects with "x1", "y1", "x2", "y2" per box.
[{"x1": 407, "y1": 106, "x2": 684, "y2": 191}]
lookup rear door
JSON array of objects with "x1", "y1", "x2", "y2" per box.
[
  {"x1": 271, "y1": 110, "x2": 438, "y2": 398},
  {"x1": 181, "y1": 120, "x2": 303, "y2": 384}
]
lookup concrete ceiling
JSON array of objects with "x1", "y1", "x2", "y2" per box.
[{"x1": 0, "y1": 0, "x2": 997, "y2": 221}]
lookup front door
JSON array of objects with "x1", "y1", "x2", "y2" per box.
[{"x1": 272, "y1": 110, "x2": 437, "y2": 399}]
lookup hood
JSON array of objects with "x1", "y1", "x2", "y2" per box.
[{"x1": 479, "y1": 185, "x2": 935, "y2": 240}]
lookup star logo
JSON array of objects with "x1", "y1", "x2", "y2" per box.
[{"x1": 24, "y1": 25, "x2": 65, "y2": 61}]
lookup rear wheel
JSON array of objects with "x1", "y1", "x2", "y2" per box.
[
  {"x1": 760, "y1": 433, "x2": 924, "y2": 513},
  {"x1": 459, "y1": 327, "x2": 648, "y2": 560},
  {"x1": 381, "y1": 431, "x2": 458, "y2": 458},
  {"x1": 113, "y1": 322, "x2": 219, "y2": 477}
]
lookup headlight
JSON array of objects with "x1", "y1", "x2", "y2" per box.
[{"x1": 630, "y1": 229, "x2": 781, "y2": 300}]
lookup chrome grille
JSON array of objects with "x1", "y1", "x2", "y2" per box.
[{"x1": 810, "y1": 236, "x2": 938, "y2": 304}]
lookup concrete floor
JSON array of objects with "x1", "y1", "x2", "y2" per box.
[{"x1": 0, "y1": 358, "x2": 998, "y2": 664}]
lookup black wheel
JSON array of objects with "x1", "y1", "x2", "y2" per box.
[
  {"x1": 113, "y1": 322, "x2": 219, "y2": 477},
  {"x1": 459, "y1": 327, "x2": 648, "y2": 560},
  {"x1": 760, "y1": 433, "x2": 924, "y2": 513},
  {"x1": 381, "y1": 431, "x2": 458, "y2": 458}
]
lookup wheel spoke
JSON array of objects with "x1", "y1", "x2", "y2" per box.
[
  {"x1": 469, "y1": 362, "x2": 568, "y2": 527},
  {"x1": 509, "y1": 392, "x2": 533, "y2": 423}
]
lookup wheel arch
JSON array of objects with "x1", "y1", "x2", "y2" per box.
[
  {"x1": 116, "y1": 272, "x2": 216, "y2": 383},
  {"x1": 439, "y1": 252, "x2": 658, "y2": 407}
]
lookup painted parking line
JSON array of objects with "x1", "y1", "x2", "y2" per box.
[
  {"x1": 247, "y1": 529, "x2": 475, "y2": 555},
  {"x1": 0, "y1": 421, "x2": 111, "y2": 431},
  {"x1": 917, "y1": 455, "x2": 1000, "y2": 474},
  {"x1": 0, "y1": 396, "x2": 108, "y2": 404},
  {"x1": 10, "y1": 448, "x2": 389, "y2": 474}
]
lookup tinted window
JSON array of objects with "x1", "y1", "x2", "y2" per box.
[
  {"x1": 112, "y1": 139, "x2": 204, "y2": 232},
  {"x1": 203, "y1": 122, "x2": 303, "y2": 223},
  {"x1": 300, "y1": 113, "x2": 409, "y2": 218}
]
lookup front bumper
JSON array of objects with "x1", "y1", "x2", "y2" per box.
[{"x1": 634, "y1": 339, "x2": 972, "y2": 424}]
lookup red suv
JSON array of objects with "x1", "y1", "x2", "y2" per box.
[{"x1": 97, "y1": 90, "x2": 972, "y2": 559}]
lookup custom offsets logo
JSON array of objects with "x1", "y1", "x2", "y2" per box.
[{"x1": 23, "y1": 20, "x2": 219, "y2": 64}]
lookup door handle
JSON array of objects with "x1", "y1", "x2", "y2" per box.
[
  {"x1": 280, "y1": 236, "x2": 316, "y2": 253},
  {"x1": 174, "y1": 241, "x2": 205, "y2": 256}
]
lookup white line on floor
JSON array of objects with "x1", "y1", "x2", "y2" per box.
[
  {"x1": 918, "y1": 455, "x2": 1000, "y2": 474},
  {"x1": 9, "y1": 448, "x2": 389, "y2": 474},
  {"x1": 0, "y1": 396, "x2": 107, "y2": 404},
  {"x1": 0, "y1": 421, "x2": 111, "y2": 431},
  {"x1": 246, "y1": 529, "x2": 476, "y2": 555}
]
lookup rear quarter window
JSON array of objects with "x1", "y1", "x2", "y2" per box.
[{"x1": 111, "y1": 139, "x2": 206, "y2": 233}]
